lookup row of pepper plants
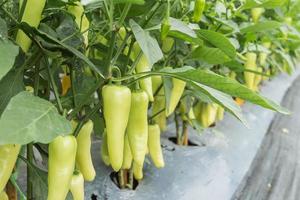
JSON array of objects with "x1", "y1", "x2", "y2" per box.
[{"x1": 0, "y1": 0, "x2": 299, "y2": 199}]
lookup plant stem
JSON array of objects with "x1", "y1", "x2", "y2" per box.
[
  {"x1": 118, "y1": 170, "x2": 125, "y2": 189},
  {"x1": 45, "y1": 58, "x2": 64, "y2": 114},
  {"x1": 175, "y1": 113, "x2": 181, "y2": 145},
  {"x1": 27, "y1": 143, "x2": 33, "y2": 200},
  {"x1": 182, "y1": 120, "x2": 188, "y2": 146}
]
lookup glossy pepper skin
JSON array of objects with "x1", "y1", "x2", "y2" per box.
[
  {"x1": 148, "y1": 124, "x2": 165, "y2": 168},
  {"x1": 75, "y1": 120, "x2": 96, "y2": 181},
  {"x1": 127, "y1": 90, "x2": 149, "y2": 166},
  {"x1": 133, "y1": 161, "x2": 143, "y2": 180},
  {"x1": 70, "y1": 171, "x2": 84, "y2": 200},
  {"x1": 244, "y1": 52, "x2": 257, "y2": 91},
  {"x1": 193, "y1": 0, "x2": 206, "y2": 23},
  {"x1": 16, "y1": 0, "x2": 46, "y2": 52},
  {"x1": 0, "y1": 144, "x2": 21, "y2": 192},
  {"x1": 152, "y1": 76, "x2": 167, "y2": 132},
  {"x1": 47, "y1": 135, "x2": 77, "y2": 200},
  {"x1": 122, "y1": 134, "x2": 133, "y2": 169},
  {"x1": 0, "y1": 191, "x2": 8, "y2": 200},
  {"x1": 102, "y1": 85, "x2": 131, "y2": 171},
  {"x1": 194, "y1": 102, "x2": 218, "y2": 128},
  {"x1": 101, "y1": 131, "x2": 110, "y2": 166},
  {"x1": 61, "y1": 75, "x2": 71, "y2": 96},
  {"x1": 166, "y1": 78, "x2": 186, "y2": 117}
]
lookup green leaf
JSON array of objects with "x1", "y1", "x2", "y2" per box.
[
  {"x1": 113, "y1": 0, "x2": 145, "y2": 4},
  {"x1": 0, "y1": 18, "x2": 8, "y2": 39},
  {"x1": 168, "y1": 17, "x2": 202, "y2": 44},
  {"x1": 0, "y1": 92, "x2": 72, "y2": 145},
  {"x1": 0, "y1": 67, "x2": 24, "y2": 116},
  {"x1": 197, "y1": 29, "x2": 236, "y2": 58},
  {"x1": 241, "y1": 0, "x2": 287, "y2": 9},
  {"x1": 18, "y1": 22, "x2": 104, "y2": 78},
  {"x1": 0, "y1": 40, "x2": 19, "y2": 80},
  {"x1": 240, "y1": 21, "x2": 282, "y2": 34},
  {"x1": 190, "y1": 45, "x2": 231, "y2": 64},
  {"x1": 129, "y1": 19, "x2": 163, "y2": 66},
  {"x1": 172, "y1": 69, "x2": 289, "y2": 114},
  {"x1": 191, "y1": 83, "x2": 248, "y2": 126}
]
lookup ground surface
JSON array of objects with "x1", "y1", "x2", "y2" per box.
[{"x1": 232, "y1": 75, "x2": 300, "y2": 200}]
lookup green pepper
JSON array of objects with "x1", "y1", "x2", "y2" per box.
[
  {"x1": 16, "y1": 0, "x2": 46, "y2": 52},
  {"x1": 75, "y1": 120, "x2": 96, "y2": 181},
  {"x1": 148, "y1": 124, "x2": 164, "y2": 168},
  {"x1": 162, "y1": 37, "x2": 174, "y2": 53},
  {"x1": 133, "y1": 161, "x2": 143, "y2": 180},
  {"x1": 70, "y1": 171, "x2": 84, "y2": 200},
  {"x1": 152, "y1": 77, "x2": 167, "y2": 132},
  {"x1": 193, "y1": 0, "x2": 205, "y2": 23},
  {"x1": 244, "y1": 52, "x2": 257, "y2": 91},
  {"x1": 122, "y1": 134, "x2": 133, "y2": 170},
  {"x1": 101, "y1": 130, "x2": 110, "y2": 166},
  {"x1": 0, "y1": 144, "x2": 21, "y2": 192},
  {"x1": 251, "y1": 8, "x2": 265, "y2": 23},
  {"x1": 166, "y1": 78, "x2": 186, "y2": 117},
  {"x1": 102, "y1": 85, "x2": 131, "y2": 171},
  {"x1": 67, "y1": 1, "x2": 90, "y2": 47},
  {"x1": 0, "y1": 191, "x2": 8, "y2": 200},
  {"x1": 47, "y1": 135, "x2": 77, "y2": 200},
  {"x1": 127, "y1": 90, "x2": 149, "y2": 166}
]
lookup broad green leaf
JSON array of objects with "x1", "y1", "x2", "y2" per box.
[
  {"x1": 0, "y1": 40, "x2": 19, "y2": 80},
  {"x1": 168, "y1": 18, "x2": 202, "y2": 44},
  {"x1": 18, "y1": 22, "x2": 104, "y2": 78},
  {"x1": 191, "y1": 83, "x2": 248, "y2": 126},
  {"x1": 172, "y1": 69, "x2": 289, "y2": 114},
  {"x1": 0, "y1": 67, "x2": 24, "y2": 116},
  {"x1": 197, "y1": 30, "x2": 236, "y2": 58},
  {"x1": 129, "y1": 19, "x2": 163, "y2": 66},
  {"x1": 240, "y1": 21, "x2": 282, "y2": 34},
  {"x1": 0, "y1": 18, "x2": 7, "y2": 39},
  {"x1": 241, "y1": 0, "x2": 287, "y2": 9},
  {"x1": 141, "y1": 68, "x2": 289, "y2": 114},
  {"x1": 113, "y1": 0, "x2": 144, "y2": 4},
  {"x1": 190, "y1": 45, "x2": 231, "y2": 64},
  {"x1": 0, "y1": 92, "x2": 72, "y2": 145}
]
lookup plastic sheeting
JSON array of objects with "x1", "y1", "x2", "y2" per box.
[{"x1": 84, "y1": 71, "x2": 300, "y2": 200}]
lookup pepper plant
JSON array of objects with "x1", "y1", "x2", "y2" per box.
[{"x1": 0, "y1": 0, "x2": 299, "y2": 199}]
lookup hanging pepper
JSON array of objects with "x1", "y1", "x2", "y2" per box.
[
  {"x1": 75, "y1": 120, "x2": 96, "y2": 181},
  {"x1": 216, "y1": 105, "x2": 225, "y2": 121},
  {"x1": 244, "y1": 52, "x2": 257, "y2": 91},
  {"x1": 0, "y1": 144, "x2": 21, "y2": 192},
  {"x1": 127, "y1": 90, "x2": 149, "y2": 166},
  {"x1": 152, "y1": 76, "x2": 167, "y2": 132},
  {"x1": 67, "y1": 1, "x2": 90, "y2": 47},
  {"x1": 101, "y1": 130, "x2": 110, "y2": 166},
  {"x1": 251, "y1": 7, "x2": 265, "y2": 23},
  {"x1": 166, "y1": 78, "x2": 186, "y2": 117},
  {"x1": 253, "y1": 67, "x2": 263, "y2": 91},
  {"x1": 133, "y1": 162, "x2": 143, "y2": 180},
  {"x1": 194, "y1": 102, "x2": 218, "y2": 128},
  {"x1": 61, "y1": 74, "x2": 71, "y2": 96},
  {"x1": 102, "y1": 85, "x2": 131, "y2": 171},
  {"x1": 193, "y1": 0, "x2": 206, "y2": 23},
  {"x1": 70, "y1": 171, "x2": 85, "y2": 200},
  {"x1": 47, "y1": 135, "x2": 77, "y2": 200},
  {"x1": 148, "y1": 124, "x2": 165, "y2": 168},
  {"x1": 0, "y1": 191, "x2": 8, "y2": 200},
  {"x1": 122, "y1": 134, "x2": 133, "y2": 170},
  {"x1": 162, "y1": 37, "x2": 174, "y2": 53},
  {"x1": 16, "y1": 0, "x2": 46, "y2": 52}
]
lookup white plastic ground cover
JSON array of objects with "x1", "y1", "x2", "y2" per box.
[{"x1": 85, "y1": 70, "x2": 300, "y2": 200}]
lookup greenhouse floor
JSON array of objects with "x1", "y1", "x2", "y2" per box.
[
  {"x1": 232, "y1": 74, "x2": 300, "y2": 200},
  {"x1": 83, "y1": 70, "x2": 300, "y2": 200}
]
